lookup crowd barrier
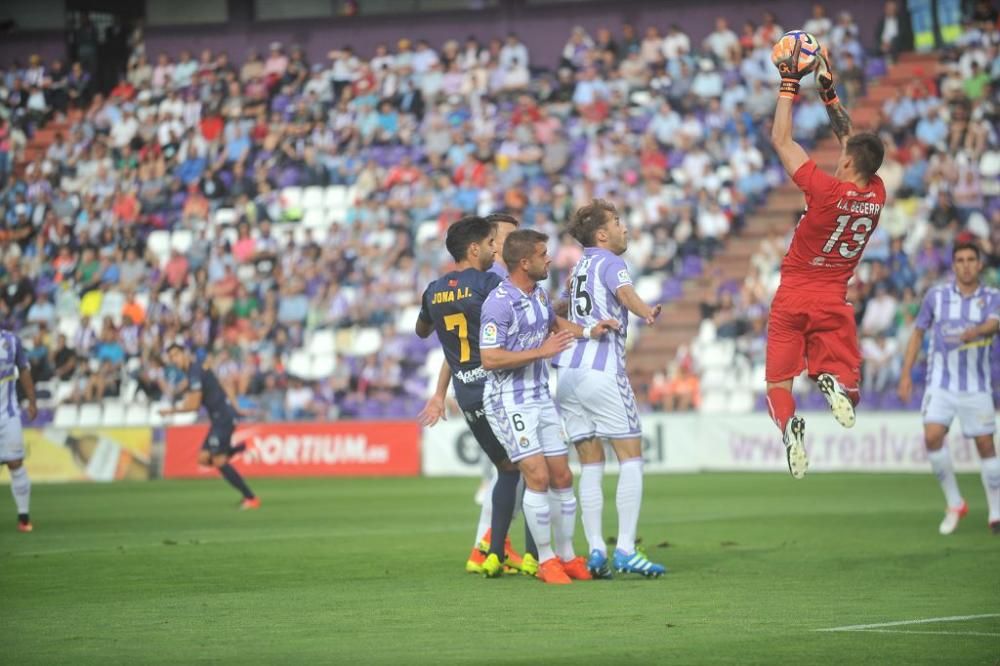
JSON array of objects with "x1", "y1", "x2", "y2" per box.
[{"x1": 421, "y1": 412, "x2": 990, "y2": 475}]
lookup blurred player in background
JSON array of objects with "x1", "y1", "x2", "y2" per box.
[
  {"x1": 0, "y1": 328, "x2": 37, "y2": 531},
  {"x1": 766, "y1": 40, "x2": 885, "y2": 478},
  {"x1": 480, "y1": 229, "x2": 617, "y2": 583},
  {"x1": 161, "y1": 344, "x2": 260, "y2": 509},
  {"x1": 553, "y1": 200, "x2": 666, "y2": 578},
  {"x1": 416, "y1": 215, "x2": 535, "y2": 576},
  {"x1": 898, "y1": 239, "x2": 1000, "y2": 535}
]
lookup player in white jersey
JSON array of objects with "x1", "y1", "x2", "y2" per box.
[
  {"x1": 0, "y1": 328, "x2": 38, "y2": 532},
  {"x1": 552, "y1": 200, "x2": 666, "y2": 578},
  {"x1": 898, "y1": 240, "x2": 1000, "y2": 535},
  {"x1": 481, "y1": 229, "x2": 618, "y2": 583}
]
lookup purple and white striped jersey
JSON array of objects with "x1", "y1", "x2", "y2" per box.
[
  {"x1": 916, "y1": 282, "x2": 1000, "y2": 394},
  {"x1": 0, "y1": 330, "x2": 28, "y2": 419},
  {"x1": 480, "y1": 278, "x2": 556, "y2": 404},
  {"x1": 553, "y1": 247, "x2": 630, "y2": 374}
]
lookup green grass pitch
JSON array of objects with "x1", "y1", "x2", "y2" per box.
[{"x1": 2, "y1": 474, "x2": 998, "y2": 664}]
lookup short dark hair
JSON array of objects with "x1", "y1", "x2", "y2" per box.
[
  {"x1": 952, "y1": 238, "x2": 982, "y2": 260},
  {"x1": 445, "y1": 215, "x2": 493, "y2": 262},
  {"x1": 485, "y1": 211, "x2": 520, "y2": 227},
  {"x1": 846, "y1": 133, "x2": 884, "y2": 179},
  {"x1": 568, "y1": 199, "x2": 616, "y2": 247},
  {"x1": 166, "y1": 342, "x2": 185, "y2": 353},
  {"x1": 503, "y1": 229, "x2": 548, "y2": 268}
]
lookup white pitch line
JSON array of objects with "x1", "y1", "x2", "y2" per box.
[
  {"x1": 817, "y1": 614, "x2": 1000, "y2": 632},
  {"x1": 847, "y1": 629, "x2": 1000, "y2": 638}
]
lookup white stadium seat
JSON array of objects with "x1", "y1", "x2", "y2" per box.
[
  {"x1": 415, "y1": 220, "x2": 439, "y2": 245},
  {"x1": 395, "y1": 305, "x2": 422, "y2": 333},
  {"x1": 213, "y1": 207, "x2": 237, "y2": 227},
  {"x1": 634, "y1": 276, "x2": 661, "y2": 304},
  {"x1": 125, "y1": 403, "x2": 151, "y2": 426},
  {"x1": 77, "y1": 403, "x2": 102, "y2": 427},
  {"x1": 102, "y1": 400, "x2": 126, "y2": 426},
  {"x1": 699, "y1": 390, "x2": 729, "y2": 414},
  {"x1": 307, "y1": 329, "x2": 337, "y2": 356},
  {"x1": 302, "y1": 186, "x2": 324, "y2": 211},
  {"x1": 57, "y1": 316, "x2": 81, "y2": 341},
  {"x1": 147, "y1": 230, "x2": 171, "y2": 266},
  {"x1": 310, "y1": 353, "x2": 336, "y2": 380},
  {"x1": 287, "y1": 350, "x2": 313, "y2": 379},
  {"x1": 302, "y1": 208, "x2": 328, "y2": 229},
  {"x1": 349, "y1": 328, "x2": 383, "y2": 357},
  {"x1": 171, "y1": 229, "x2": 194, "y2": 254},
  {"x1": 53, "y1": 404, "x2": 79, "y2": 427},
  {"x1": 324, "y1": 185, "x2": 348, "y2": 210},
  {"x1": 281, "y1": 186, "x2": 303, "y2": 210}
]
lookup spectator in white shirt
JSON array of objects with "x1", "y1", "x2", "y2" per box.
[
  {"x1": 803, "y1": 4, "x2": 833, "y2": 41},
  {"x1": 499, "y1": 33, "x2": 530, "y2": 71},
  {"x1": 860, "y1": 283, "x2": 898, "y2": 336},
  {"x1": 662, "y1": 24, "x2": 691, "y2": 61},
  {"x1": 411, "y1": 40, "x2": 440, "y2": 75},
  {"x1": 703, "y1": 17, "x2": 740, "y2": 64}
]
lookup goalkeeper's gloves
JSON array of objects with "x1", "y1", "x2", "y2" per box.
[
  {"x1": 772, "y1": 38, "x2": 809, "y2": 100},
  {"x1": 815, "y1": 52, "x2": 839, "y2": 105}
]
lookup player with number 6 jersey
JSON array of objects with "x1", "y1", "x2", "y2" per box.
[{"x1": 767, "y1": 39, "x2": 886, "y2": 478}]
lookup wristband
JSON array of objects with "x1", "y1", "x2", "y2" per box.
[
  {"x1": 778, "y1": 78, "x2": 800, "y2": 100},
  {"x1": 582, "y1": 325, "x2": 593, "y2": 339},
  {"x1": 819, "y1": 89, "x2": 839, "y2": 105}
]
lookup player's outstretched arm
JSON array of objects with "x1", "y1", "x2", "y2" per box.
[
  {"x1": 553, "y1": 315, "x2": 620, "y2": 339},
  {"x1": 160, "y1": 390, "x2": 202, "y2": 416},
  {"x1": 815, "y1": 53, "x2": 853, "y2": 145},
  {"x1": 481, "y1": 331, "x2": 575, "y2": 370},
  {"x1": 770, "y1": 42, "x2": 810, "y2": 177},
  {"x1": 960, "y1": 317, "x2": 999, "y2": 344},
  {"x1": 419, "y1": 361, "x2": 451, "y2": 427},
  {"x1": 616, "y1": 285, "x2": 662, "y2": 325},
  {"x1": 897, "y1": 327, "x2": 925, "y2": 403}
]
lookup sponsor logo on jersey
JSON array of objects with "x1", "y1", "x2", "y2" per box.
[
  {"x1": 810, "y1": 256, "x2": 826, "y2": 266},
  {"x1": 454, "y1": 367, "x2": 487, "y2": 384},
  {"x1": 482, "y1": 322, "x2": 498, "y2": 345}
]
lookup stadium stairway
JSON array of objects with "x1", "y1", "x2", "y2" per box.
[
  {"x1": 14, "y1": 109, "x2": 83, "y2": 177},
  {"x1": 628, "y1": 52, "x2": 942, "y2": 397}
]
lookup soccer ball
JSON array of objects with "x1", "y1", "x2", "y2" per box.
[{"x1": 770, "y1": 30, "x2": 821, "y2": 75}]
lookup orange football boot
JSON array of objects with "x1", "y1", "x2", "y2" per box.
[{"x1": 538, "y1": 557, "x2": 572, "y2": 585}]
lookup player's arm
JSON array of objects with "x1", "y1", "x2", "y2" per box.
[
  {"x1": 18, "y1": 366, "x2": 37, "y2": 422},
  {"x1": 815, "y1": 52, "x2": 853, "y2": 145},
  {"x1": 898, "y1": 294, "x2": 934, "y2": 403},
  {"x1": 552, "y1": 315, "x2": 620, "y2": 339},
  {"x1": 481, "y1": 334, "x2": 574, "y2": 370},
  {"x1": 770, "y1": 37, "x2": 811, "y2": 177},
  {"x1": 960, "y1": 316, "x2": 999, "y2": 343},
  {"x1": 415, "y1": 287, "x2": 435, "y2": 338},
  {"x1": 160, "y1": 389, "x2": 202, "y2": 416},
  {"x1": 418, "y1": 361, "x2": 451, "y2": 427},
  {"x1": 617, "y1": 285, "x2": 662, "y2": 325}
]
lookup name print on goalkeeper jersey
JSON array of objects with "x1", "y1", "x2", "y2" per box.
[{"x1": 418, "y1": 267, "x2": 503, "y2": 407}]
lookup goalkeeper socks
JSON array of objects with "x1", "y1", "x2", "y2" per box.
[
  {"x1": 219, "y1": 463, "x2": 255, "y2": 500},
  {"x1": 766, "y1": 387, "x2": 796, "y2": 433},
  {"x1": 9, "y1": 466, "x2": 30, "y2": 516},
  {"x1": 522, "y1": 488, "x2": 555, "y2": 562},
  {"x1": 927, "y1": 448, "x2": 963, "y2": 509},
  {"x1": 844, "y1": 385, "x2": 861, "y2": 407},
  {"x1": 473, "y1": 473, "x2": 496, "y2": 547},
  {"x1": 488, "y1": 470, "x2": 519, "y2": 558},
  {"x1": 980, "y1": 456, "x2": 1000, "y2": 523},
  {"x1": 549, "y1": 486, "x2": 578, "y2": 562},
  {"x1": 616, "y1": 458, "x2": 644, "y2": 555},
  {"x1": 579, "y1": 463, "x2": 605, "y2": 555}
]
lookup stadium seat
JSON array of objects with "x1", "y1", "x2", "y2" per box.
[
  {"x1": 307, "y1": 329, "x2": 337, "y2": 356},
  {"x1": 147, "y1": 230, "x2": 171, "y2": 266},
  {"x1": 281, "y1": 186, "x2": 303, "y2": 210},
  {"x1": 171, "y1": 229, "x2": 194, "y2": 254},
  {"x1": 287, "y1": 350, "x2": 313, "y2": 379},
  {"x1": 302, "y1": 208, "x2": 328, "y2": 229},
  {"x1": 102, "y1": 401, "x2": 126, "y2": 426},
  {"x1": 394, "y1": 305, "x2": 423, "y2": 333},
  {"x1": 701, "y1": 367, "x2": 730, "y2": 391},
  {"x1": 696, "y1": 319, "x2": 717, "y2": 344},
  {"x1": 699, "y1": 390, "x2": 729, "y2": 414},
  {"x1": 728, "y1": 390, "x2": 755, "y2": 413},
  {"x1": 53, "y1": 404, "x2": 79, "y2": 427},
  {"x1": 349, "y1": 328, "x2": 383, "y2": 357},
  {"x1": 124, "y1": 403, "x2": 150, "y2": 426},
  {"x1": 167, "y1": 411, "x2": 197, "y2": 426},
  {"x1": 302, "y1": 186, "x2": 324, "y2": 211},
  {"x1": 310, "y1": 353, "x2": 336, "y2": 379},
  {"x1": 213, "y1": 207, "x2": 237, "y2": 227},
  {"x1": 698, "y1": 341, "x2": 734, "y2": 369},
  {"x1": 324, "y1": 185, "x2": 348, "y2": 210},
  {"x1": 57, "y1": 316, "x2": 81, "y2": 341},
  {"x1": 54, "y1": 381, "x2": 74, "y2": 405},
  {"x1": 415, "y1": 220, "x2": 439, "y2": 245},
  {"x1": 634, "y1": 276, "x2": 662, "y2": 305},
  {"x1": 148, "y1": 407, "x2": 165, "y2": 427},
  {"x1": 219, "y1": 226, "x2": 238, "y2": 246},
  {"x1": 77, "y1": 403, "x2": 102, "y2": 427}
]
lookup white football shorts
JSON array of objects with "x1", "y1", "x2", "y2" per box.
[
  {"x1": 0, "y1": 417, "x2": 25, "y2": 462},
  {"x1": 922, "y1": 388, "x2": 996, "y2": 438},
  {"x1": 485, "y1": 394, "x2": 568, "y2": 464},
  {"x1": 555, "y1": 367, "x2": 642, "y2": 443}
]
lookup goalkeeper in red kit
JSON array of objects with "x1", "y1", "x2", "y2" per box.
[{"x1": 767, "y1": 39, "x2": 887, "y2": 478}]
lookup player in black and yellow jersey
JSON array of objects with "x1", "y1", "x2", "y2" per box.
[{"x1": 416, "y1": 215, "x2": 537, "y2": 577}]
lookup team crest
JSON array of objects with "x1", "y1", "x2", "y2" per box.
[
  {"x1": 519, "y1": 437, "x2": 530, "y2": 448},
  {"x1": 482, "y1": 322, "x2": 498, "y2": 345},
  {"x1": 536, "y1": 290, "x2": 546, "y2": 306}
]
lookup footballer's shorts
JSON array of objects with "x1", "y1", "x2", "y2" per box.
[
  {"x1": 765, "y1": 287, "x2": 861, "y2": 388},
  {"x1": 485, "y1": 393, "x2": 568, "y2": 464},
  {"x1": 201, "y1": 419, "x2": 236, "y2": 456},
  {"x1": 0, "y1": 417, "x2": 24, "y2": 463},
  {"x1": 922, "y1": 388, "x2": 996, "y2": 438},
  {"x1": 555, "y1": 367, "x2": 642, "y2": 443},
  {"x1": 460, "y1": 400, "x2": 512, "y2": 467}
]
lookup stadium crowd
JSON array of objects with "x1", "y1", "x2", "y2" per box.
[{"x1": 0, "y1": 3, "x2": 994, "y2": 422}]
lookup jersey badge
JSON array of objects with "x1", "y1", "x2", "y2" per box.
[{"x1": 482, "y1": 322, "x2": 498, "y2": 345}]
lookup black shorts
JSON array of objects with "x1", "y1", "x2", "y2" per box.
[
  {"x1": 461, "y1": 402, "x2": 510, "y2": 467},
  {"x1": 200, "y1": 420, "x2": 236, "y2": 456}
]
